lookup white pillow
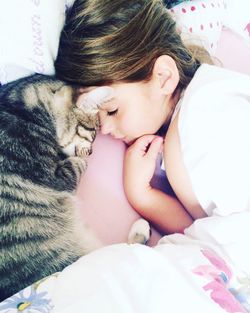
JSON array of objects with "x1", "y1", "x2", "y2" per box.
[
  {"x1": 0, "y1": 0, "x2": 67, "y2": 85},
  {"x1": 223, "y1": 0, "x2": 250, "y2": 42},
  {"x1": 169, "y1": 0, "x2": 227, "y2": 55}
]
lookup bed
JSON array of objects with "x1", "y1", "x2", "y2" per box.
[{"x1": 1, "y1": 0, "x2": 250, "y2": 312}]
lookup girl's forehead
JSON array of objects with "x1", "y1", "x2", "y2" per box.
[{"x1": 98, "y1": 82, "x2": 137, "y2": 109}]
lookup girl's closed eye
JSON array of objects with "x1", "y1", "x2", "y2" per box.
[{"x1": 107, "y1": 109, "x2": 118, "y2": 116}]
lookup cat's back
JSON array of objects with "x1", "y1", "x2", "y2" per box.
[
  {"x1": 0, "y1": 75, "x2": 85, "y2": 301},
  {"x1": 0, "y1": 75, "x2": 60, "y2": 182},
  {"x1": 0, "y1": 74, "x2": 61, "y2": 125}
]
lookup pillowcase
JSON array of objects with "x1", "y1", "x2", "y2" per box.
[
  {"x1": 0, "y1": 0, "x2": 67, "y2": 85},
  {"x1": 223, "y1": 0, "x2": 250, "y2": 42},
  {"x1": 169, "y1": 0, "x2": 227, "y2": 55}
]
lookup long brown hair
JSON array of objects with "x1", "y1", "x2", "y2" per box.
[{"x1": 55, "y1": 0, "x2": 212, "y2": 89}]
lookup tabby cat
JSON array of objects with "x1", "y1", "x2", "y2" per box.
[{"x1": 0, "y1": 74, "x2": 108, "y2": 301}]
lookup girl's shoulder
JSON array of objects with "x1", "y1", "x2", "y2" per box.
[
  {"x1": 181, "y1": 64, "x2": 250, "y2": 112},
  {"x1": 177, "y1": 64, "x2": 250, "y2": 147},
  {"x1": 188, "y1": 64, "x2": 250, "y2": 92}
]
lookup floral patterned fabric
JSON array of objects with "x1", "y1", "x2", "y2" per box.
[{"x1": 0, "y1": 275, "x2": 58, "y2": 313}]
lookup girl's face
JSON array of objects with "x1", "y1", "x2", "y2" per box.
[{"x1": 99, "y1": 80, "x2": 172, "y2": 144}]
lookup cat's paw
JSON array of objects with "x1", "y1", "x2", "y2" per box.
[
  {"x1": 76, "y1": 86, "x2": 114, "y2": 113},
  {"x1": 75, "y1": 143, "x2": 92, "y2": 157},
  {"x1": 128, "y1": 218, "x2": 151, "y2": 245}
]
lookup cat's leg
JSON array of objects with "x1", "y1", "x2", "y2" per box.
[
  {"x1": 128, "y1": 218, "x2": 151, "y2": 244},
  {"x1": 56, "y1": 156, "x2": 87, "y2": 187},
  {"x1": 75, "y1": 125, "x2": 96, "y2": 157},
  {"x1": 61, "y1": 132, "x2": 94, "y2": 158},
  {"x1": 76, "y1": 86, "x2": 114, "y2": 113}
]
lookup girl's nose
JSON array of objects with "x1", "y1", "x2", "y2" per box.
[
  {"x1": 99, "y1": 114, "x2": 114, "y2": 135},
  {"x1": 100, "y1": 122, "x2": 112, "y2": 135}
]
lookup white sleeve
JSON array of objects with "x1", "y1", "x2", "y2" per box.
[
  {"x1": 180, "y1": 76, "x2": 250, "y2": 216},
  {"x1": 206, "y1": 95, "x2": 250, "y2": 216}
]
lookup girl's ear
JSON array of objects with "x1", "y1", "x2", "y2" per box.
[
  {"x1": 76, "y1": 86, "x2": 114, "y2": 113},
  {"x1": 152, "y1": 55, "x2": 180, "y2": 95}
]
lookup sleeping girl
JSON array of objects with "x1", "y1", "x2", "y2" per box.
[{"x1": 55, "y1": 0, "x2": 250, "y2": 235}]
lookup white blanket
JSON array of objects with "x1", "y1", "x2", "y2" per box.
[
  {"x1": 48, "y1": 213, "x2": 250, "y2": 313},
  {"x1": 3, "y1": 212, "x2": 247, "y2": 313}
]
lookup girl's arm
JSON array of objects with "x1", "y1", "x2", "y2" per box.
[
  {"x1": 129, "y1": 187, "x2": 193, "y2": 234},
  {"x1": 123, "y1": 135, "x2": 193, "y2": 234}
]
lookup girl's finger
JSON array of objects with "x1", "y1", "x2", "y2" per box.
[
  {"x1": 133, "y1": 135, "x2": 158, "y2": 152},
  {"x1": 145, "y1": 136, "x2": 163, "y2": 160}
]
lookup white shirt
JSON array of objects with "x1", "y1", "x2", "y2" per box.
[{"x1": 177, "y1": 64, "x2": 250, "y2": 216}]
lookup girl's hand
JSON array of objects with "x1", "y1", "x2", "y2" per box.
[{"x1": 123, "y1": 135, "x2": 163, "y2": 206}]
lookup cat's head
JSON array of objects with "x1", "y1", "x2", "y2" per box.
[
  {"x1": 54, "y1": 85, "x2": 114, "y2": 158},
  {"x1": 18, "y1": 75, "x2": 114, "y2": 158}
]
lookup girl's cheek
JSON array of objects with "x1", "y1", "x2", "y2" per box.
[{"x1": 120, "y1": 119, "x2": 129, "y2": 132}]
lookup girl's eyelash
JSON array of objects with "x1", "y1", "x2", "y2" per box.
[{"x1": 107, "y1": 109, "x2": 118, "y2": 116}]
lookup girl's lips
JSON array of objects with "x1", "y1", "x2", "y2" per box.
[
  {"x1": 117, "y1": 136, "x2": 129, "y2": 143},
  {"x1": 123, "y1": 137, "x2": 135, "y2": 146},
  {"x1": 112, "y1": 135, "x2": 134, "y2": 145}
]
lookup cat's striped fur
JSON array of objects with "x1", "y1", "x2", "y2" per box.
[{"x1": 0, "y1": 74, "x2": 101, "y2": 301}]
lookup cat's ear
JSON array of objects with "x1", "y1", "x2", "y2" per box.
[{"x1": 76, "y1": 87, "x2": 114, "y2": 113}]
